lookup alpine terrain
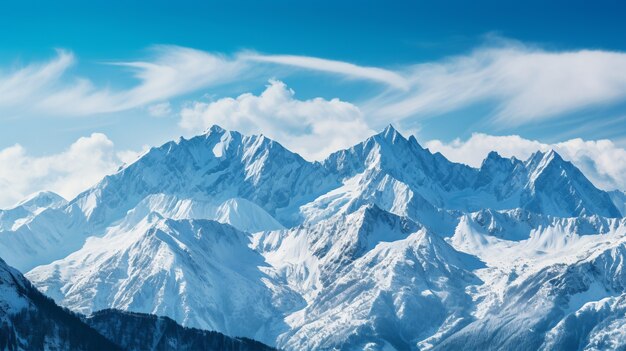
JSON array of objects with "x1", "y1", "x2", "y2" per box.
[{"x1": 2, "y1": 125, "x2": 625, "y2": 350}]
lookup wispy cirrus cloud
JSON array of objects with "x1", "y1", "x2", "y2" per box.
[
  {"x1": 365, "y1": 40, "x2": 626, "y2": 127},
  {"x1": 146, "y1": 102, "x2": 173, "y2": 117},
  {"x1": 241, "y1": 52, "x2": 410, "y2": 90},
  {"x1": 0, "y1": 46, "x2": 409, "y2": 118},
  {"x1": 0, "y1": 49, "x2": 75, "y2": 107},
  {"x1": 0, "y1": 46, "x2": 248, "y2": 117},
  {"x1": 4, "y1": 40, "x2": 626, "y2": 130}
]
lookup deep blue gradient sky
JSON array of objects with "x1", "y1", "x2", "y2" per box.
[
  {"x1": 0, "y1": 0, "x2": 625, "y2": 155},
  {"x1": 3, "y1": 1, "x2": 626, "y2": 61}
]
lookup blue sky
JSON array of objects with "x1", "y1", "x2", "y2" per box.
[{"x1": 1, "y1": 0, "x2": 626, "y2": 206}]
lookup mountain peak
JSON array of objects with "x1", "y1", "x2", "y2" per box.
[
  {"x1": 15, "y1": 191, "x2": 67, "y2": 211},
  {"x1": 479, "y1": 151, "x2": 511, "y2": 171},
  {"x1": 204, "y1": 124, "x2": 226, "y2": 136},
  {"x1": 486, "y1": 150, "x2": 502, "y2": 160},
  {"x1": 525, "y1": 149, "x2": 567, "y2": 177},
  {"x1": 545, "y1": 149, "x2": 562, "y2": 161},
  {"x1": 520, "y1": 148, "x2": 621, "y2": 218},
  {"x1": 375, "y1": 124, "x2": 404, "y2": 144},
  {"x1": 483, "y1": 150, "x2": 504, "y2": 163},
  {"x1": 382, "y1": 123, "x2": 398, "y2": 134},
  {"x1": 527, "y1": 149, "x2": 563, "y2": 164}
]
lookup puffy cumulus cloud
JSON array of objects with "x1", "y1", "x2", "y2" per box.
[
  {"x1": 180, "y1": 80, "x2": 373, "y2": 161},
  {"x1": 0, "y1": 134, "x2": 134, "y2": 208},
  {"x1": 553, "y1": 138, "x2": 626, "y2": 192},
  {"x1": 425, "y1": 133, "x2": 626, "y2": 191},
  {"x1": 367, "y1": 40, "x2": 626, "y2": 127}
]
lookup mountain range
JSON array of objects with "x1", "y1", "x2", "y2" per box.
[
  {"x1": 0, "y1": 256, "x2": 273, "y2": 351},
  {"x1": 1, "y1": 125, "x2": 625, "y2": 350}
]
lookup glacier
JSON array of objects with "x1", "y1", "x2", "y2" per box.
[{"x1": 0, "y1": 124, "x2": 624, "y2": 350}]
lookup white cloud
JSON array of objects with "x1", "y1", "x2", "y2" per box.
[
  {"x1": 0, "y1": 49, "x2": 74, "y2": 106},
  {"x1": 553, "y1": 138, "x2": 626, "y2": 191},
  {"x1": 425, "y1": 134, "x2": 547, "y2": 166},
  {"x1": 366, "y1": 41, "x2": 626, "y2": 126},
  {"x1": 0, "y1": 46, "x2": 411, "y2": 119},
  {"x1": 0, "y1": 134, "x2": 132, "y2": 208},
  {"x1": 425, "y1": 133, "x2": 626, "y2": 191},
  {"x1": 0, "y1": 46, "x2": 247, "y2": 117},
  {"x1": 5, "y1": 41, "x2": 626, "y2": 129},
  {"x1": 180, "y1": 79, "x2": 373, "y2": 161},
  {"x1": 241, "y1": 53, "x2": 409, "y2": 90},
  {"x1": 147, "y1": 102, "x2": 172, "y2": 117}
]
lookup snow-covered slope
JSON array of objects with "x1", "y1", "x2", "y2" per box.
[
  {"x1": 27, "y1": 214, "x2": 301, "y2": 346},
  {"x1": 323, "y1": 126, "x2": 620, "y2": 219},
  {"x1": 610, "y1": 190, "x2": 626, "y2": 217},
  {"x1": 71, "y1": 125, "x2": 338, "y2": 229},
  {"x1": 0, "y1": 256, "x2": 121, "y2": 351},
  {"x1": 8, "y1": 125, "x2": 626, "y2": 350},
  {"x1": 0, "y1": 254, "x2": 277, "y2": 351},
  {"x1": 277, "y1": 223, "x2": 483, "y2": 350},
  {"x1": 520, "y1": 150, "x2": 621, "y2": 218},
  {"x1": 128, "y1": 193, "x2": 284, "y2": 232},
  {"x1": 438, "y1": 232, "x2": 626, "y2": 351},
  {"x1": 0, "y1": 192, "x2": 89, "y2": 272},
  {"x1": 0, "y1": 191, "x2": 67, "y2": 231},
  {"x1": 541, "y1": 293, "x2": 626, "y2": 350},
  {"x1": 254, "y1": 205, "x2": 423, "y2": 301}
]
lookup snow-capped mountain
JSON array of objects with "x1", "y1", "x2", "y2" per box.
[
  {"x1": 0, "y1": 191, "x2": 90, "y2": 272},
  {"x1": 2, "y1": 125, "x2": 625, "y2": 350},
  {"x1": 439, "y1": 229, "x2": 626, "y2": 350},
  {"x1": 0, "y1": 191, "x2": 67, "y2": 232},
  {"x1": 0, "y1": 255, "x2": 276, "y2": 350},
  {"x1": 71, "y1": 125, "x2": 337, "y2": 229},
  {"x1": 324, "y1": 126, "x2": 619, "y2": 220},
  {"x1": 258, "y1": 206, "x2": 483, "y2": 350},
  {"x1": 27, "y1": 214, "x2": 299, "y2": 346},
  {"x1": 0, "y1": 256, "x2": 121, "y2": 350}
]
